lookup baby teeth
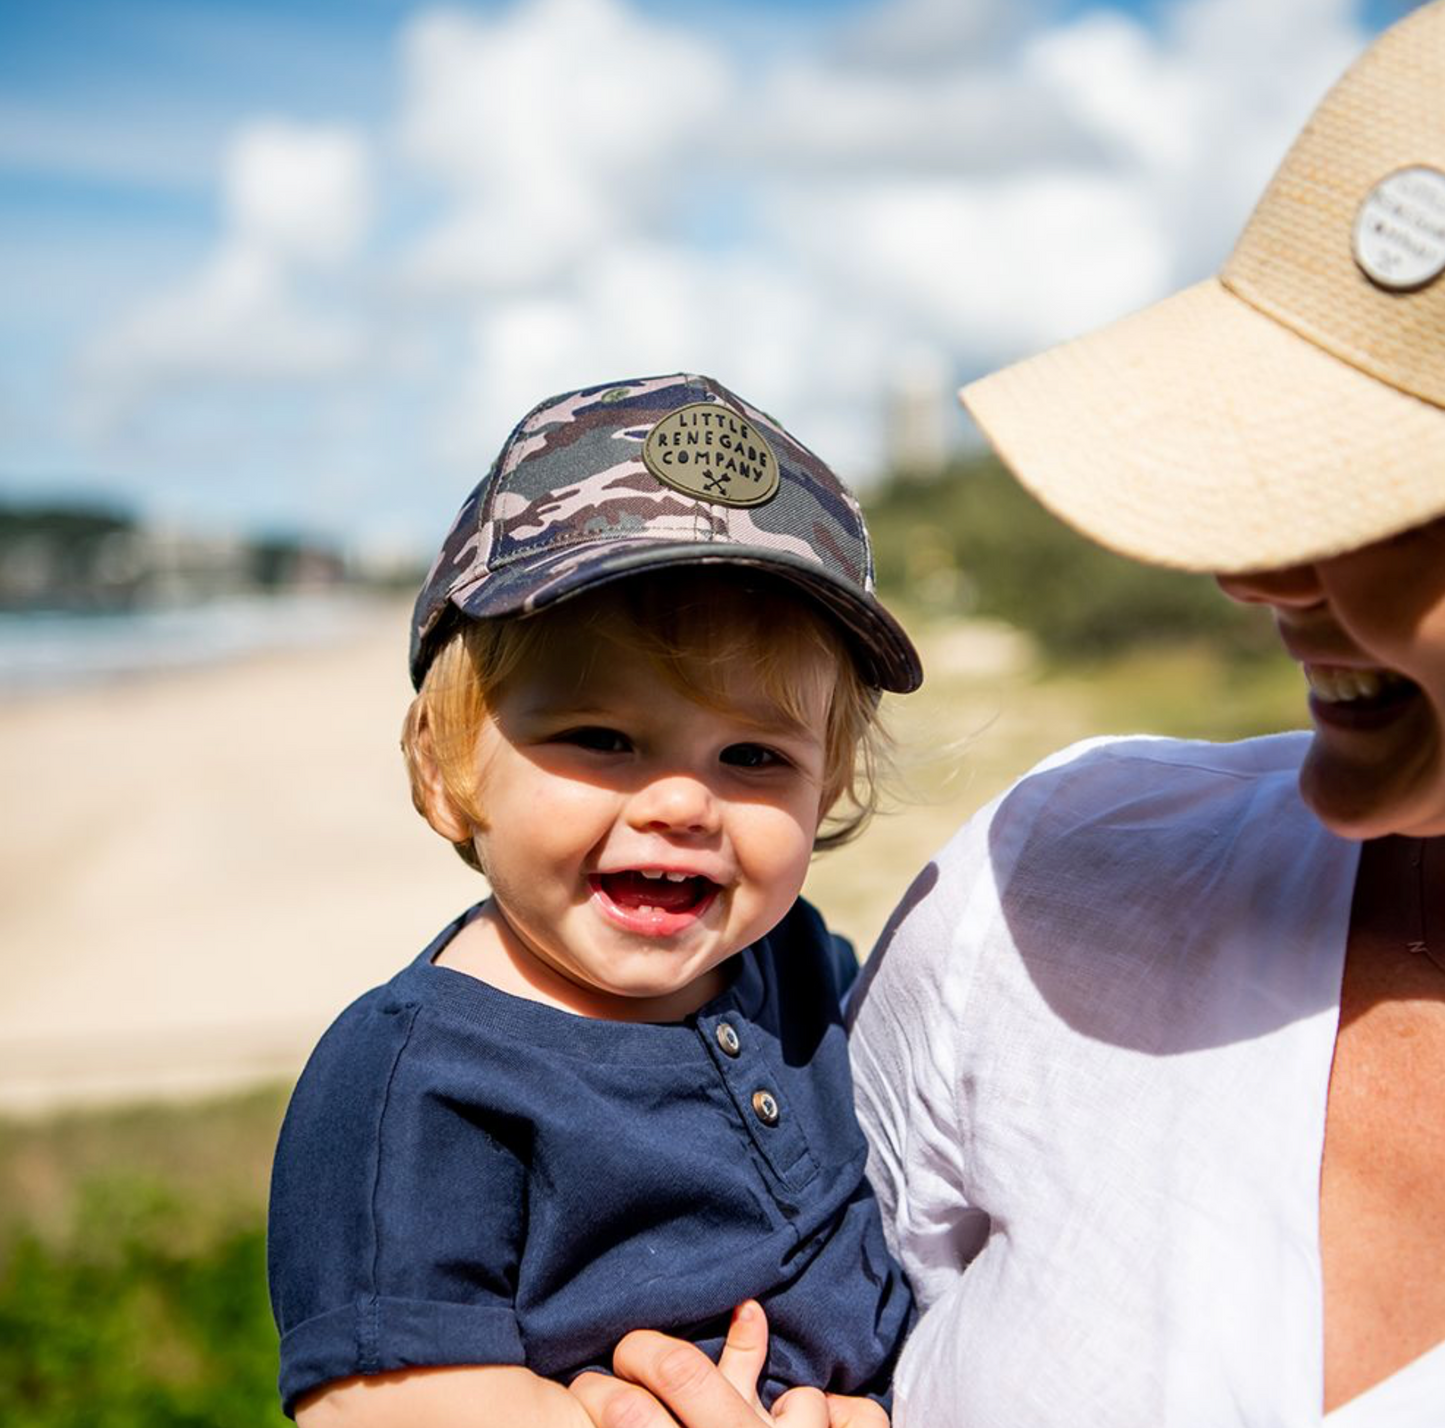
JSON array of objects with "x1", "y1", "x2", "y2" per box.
[
  {"x1": 640, "y1": 870, "x2": 663, "y2": 880},
  {"x1": 1305, "y1": 666, "x2": 1402, "y2": 703},
  {"x1": 638, "y1": 869, "x2": 691, "y2": 882},
  {"x1": 664, "y1": 872, "x2": 688, "y2": 882}
]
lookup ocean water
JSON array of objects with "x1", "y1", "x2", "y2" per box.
[{"x1": 0, "y1": 593, "x2": 379, "y2": 694}]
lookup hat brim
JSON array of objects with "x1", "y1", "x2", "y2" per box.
[
  {"x1": 961, "y1": 277, "x2": 1445, "y2": 573},
  {"x1": 440, "y1": 538, "x2": 923, "y2": 694}
]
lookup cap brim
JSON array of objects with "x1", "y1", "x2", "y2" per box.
[
  {"x1": 444, "y1": 538, "x2": 923, "y2": 693},
  {"x1": 961, "y1": 278, "x2": 1445, "y2": 573}
]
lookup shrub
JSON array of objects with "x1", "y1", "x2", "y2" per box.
[
  {"x1": 865, "y1": 454, "x2": 1276, "y2": 663},
  {"x1": 0, "y1": 1177, "x2": 286, "y2": 1428}
]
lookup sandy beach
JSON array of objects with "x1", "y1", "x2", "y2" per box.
[{"x1": 0, "y1": 598, "x2": 1040, "y2": 1115}]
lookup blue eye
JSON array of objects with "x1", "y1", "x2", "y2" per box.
[
  {"x1": 721, "y1": 743, "x2": 787, "y2": 770},
  {"x1": 560, "y1": 727, "x2": 632, "y2": 753}
]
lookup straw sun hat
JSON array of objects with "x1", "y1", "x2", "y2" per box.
[{"x1": 961, "y1": 0, "x2": 1445, "y2": 574}]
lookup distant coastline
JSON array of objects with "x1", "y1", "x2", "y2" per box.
[{"x1": 0, "y1": 591, "x2": 387, "y2": 694}]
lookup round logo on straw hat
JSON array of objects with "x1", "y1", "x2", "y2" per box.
[
  {"x1": 642, "y1": 402, "x2": 780, "y2": 507},
  {"x1": 1351, "y1": 166, "x2": 1445, "y2": 292}
]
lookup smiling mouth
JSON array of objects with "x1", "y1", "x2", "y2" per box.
[
  {"x1": 1304, "y1": 664, "x2": 1419, "y2": 707},
  {"x1": 589, "y1": 870, "x2": 721, "y2": 935}
]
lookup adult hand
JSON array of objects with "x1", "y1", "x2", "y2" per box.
[
  {"x1": 820, "y1": 1395, "x2": 889, "y2": 1427},
  {"x1": 570, "y1": 1302, "x2": 850, "y2": 1427}
]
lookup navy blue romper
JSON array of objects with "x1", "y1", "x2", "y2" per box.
[{"x1": 268, "y1": 897, "x2": 913, "y2": 1416}]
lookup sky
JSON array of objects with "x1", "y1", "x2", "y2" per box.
[{"x1": 0, "y1": 0, "x2": 1419, "y2": 557}]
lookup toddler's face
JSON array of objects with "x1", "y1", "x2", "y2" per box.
[{"x1": 460, "y1": 611, "x2": 833, "y2": 1020}]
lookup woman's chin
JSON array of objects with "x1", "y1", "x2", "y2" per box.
[{"x1": 1298, "y1": 734, "x2": 1445, "y2": 841}]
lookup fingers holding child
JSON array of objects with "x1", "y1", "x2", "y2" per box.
[
  {"x1": 716, "y1": 1299, "x2": 886, "y2": 1427},
  {"x1": 569, "y1": 1304, "x2": 887, "y2": 1428},
  {"x1": 570, "y1": 1343, "x2": 774, "y2": 1428},
  {"x1": 570, "y1": 1300, "x2": 775, "y2": 1428}
]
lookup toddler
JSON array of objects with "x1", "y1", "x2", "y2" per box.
[{"x1": 268, "y1": 374, "x2": 920, "y2": 1425}]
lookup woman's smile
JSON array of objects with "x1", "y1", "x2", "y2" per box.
[
  {"x1": 1218, "y1": 518, "x2": 1445, "y2": 839},
  {"x1": 1303, "y1": 664, "x2": 1416, "y2": 709}
]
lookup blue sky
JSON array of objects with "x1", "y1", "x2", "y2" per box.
[{"x1": 0, "y1": 0, "x2": 1406, "y2": 554}]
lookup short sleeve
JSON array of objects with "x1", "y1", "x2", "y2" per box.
[{"x1": 268, "y1": 988, "x2": 527, "y2": 1417}]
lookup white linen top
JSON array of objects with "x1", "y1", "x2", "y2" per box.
[{"x1": 850, "y1": 734, "x2": 1445, "y2": 1426}]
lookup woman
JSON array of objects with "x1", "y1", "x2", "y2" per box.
[
  {"x1": 853, "y1": 3, "x2": 1445, "y2": 1422},
  {"x1": 574, "y1": 4, "x2": 1445, "y2": 1424}
]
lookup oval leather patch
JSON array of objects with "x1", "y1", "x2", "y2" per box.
[{"x1": 642, "y1": 402, "x2": 780, "y2": 507}]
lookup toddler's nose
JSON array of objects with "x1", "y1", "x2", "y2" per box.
[{"x1": 627, "y1": 773, "x2": 721, "y2": 837}]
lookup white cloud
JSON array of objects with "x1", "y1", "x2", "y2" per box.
[
  {"x1": 46, "y1": 0, "x2": 1379, "y2": 540},
  {"x1": 1025, "y1": 12, "x2": 1203, "y2": 173},
  {"x1": 737, "y1": 58, "x2": 1104, "y2": 175},
  {"x1": 1025, "y1": 0, "x2": 1365, "y2": 281},
  {"x1": 833, "y1": 0, "x2": 1031, "y2": 72},
  {"x1": 438, "y1": 238, "x2": 900, "y2": 484},
  {"x1": 400, "y1": 0, "x2": 730, "y2": 188},
  {"x1": 79, "y1": 120, "x2": 373, "y2": 426},
  {"x1": 396, "y1": 0, "x2": 732, "y2": 293},
  {"x1": 85, "y1": 245, "x2": 364, "y2": 393},
  {"x1": 775, "y1": 172, "x2": 1170, "y2": 360},
  {"x1": 1158, "y1": 0, "x2": 1365, "y2": 272},
  {"x1": 226, "y1": 122, "x2": 370, "y2": 265},
  {"x1": 402, "y1": 187, "x2": 615, "y2": 295}
]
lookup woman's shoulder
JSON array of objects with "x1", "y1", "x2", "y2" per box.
[
  {"x1": 856, "y1": 731, "x2": 1320, "y2": 1001},
  {"x1": 946, "y1": 730, "x2": 1314, "y2": 878},
  {"x1": 1005, "y1": 729, "x2": 1310, "y2": 800}
]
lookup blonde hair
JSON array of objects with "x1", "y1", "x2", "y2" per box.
[{"x1": 400, "y1": 570, "x2": 889, "y2": 872}]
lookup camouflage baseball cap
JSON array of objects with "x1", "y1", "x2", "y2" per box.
[{"x1": 409, "y1": 373, "x2": 922, "y2": 693}]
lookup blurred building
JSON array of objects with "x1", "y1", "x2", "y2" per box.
[{"x1": 884, "y1": 346, "x2": 952, "y2": 478}]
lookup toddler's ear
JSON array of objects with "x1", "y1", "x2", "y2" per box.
[{"x1": 409, "y1": 708, "x2": 476, "y2": 846}]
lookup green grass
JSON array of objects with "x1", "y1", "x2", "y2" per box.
[{"x1": 0, "y1": 1090, "x2": 290, "y2": 1428}]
